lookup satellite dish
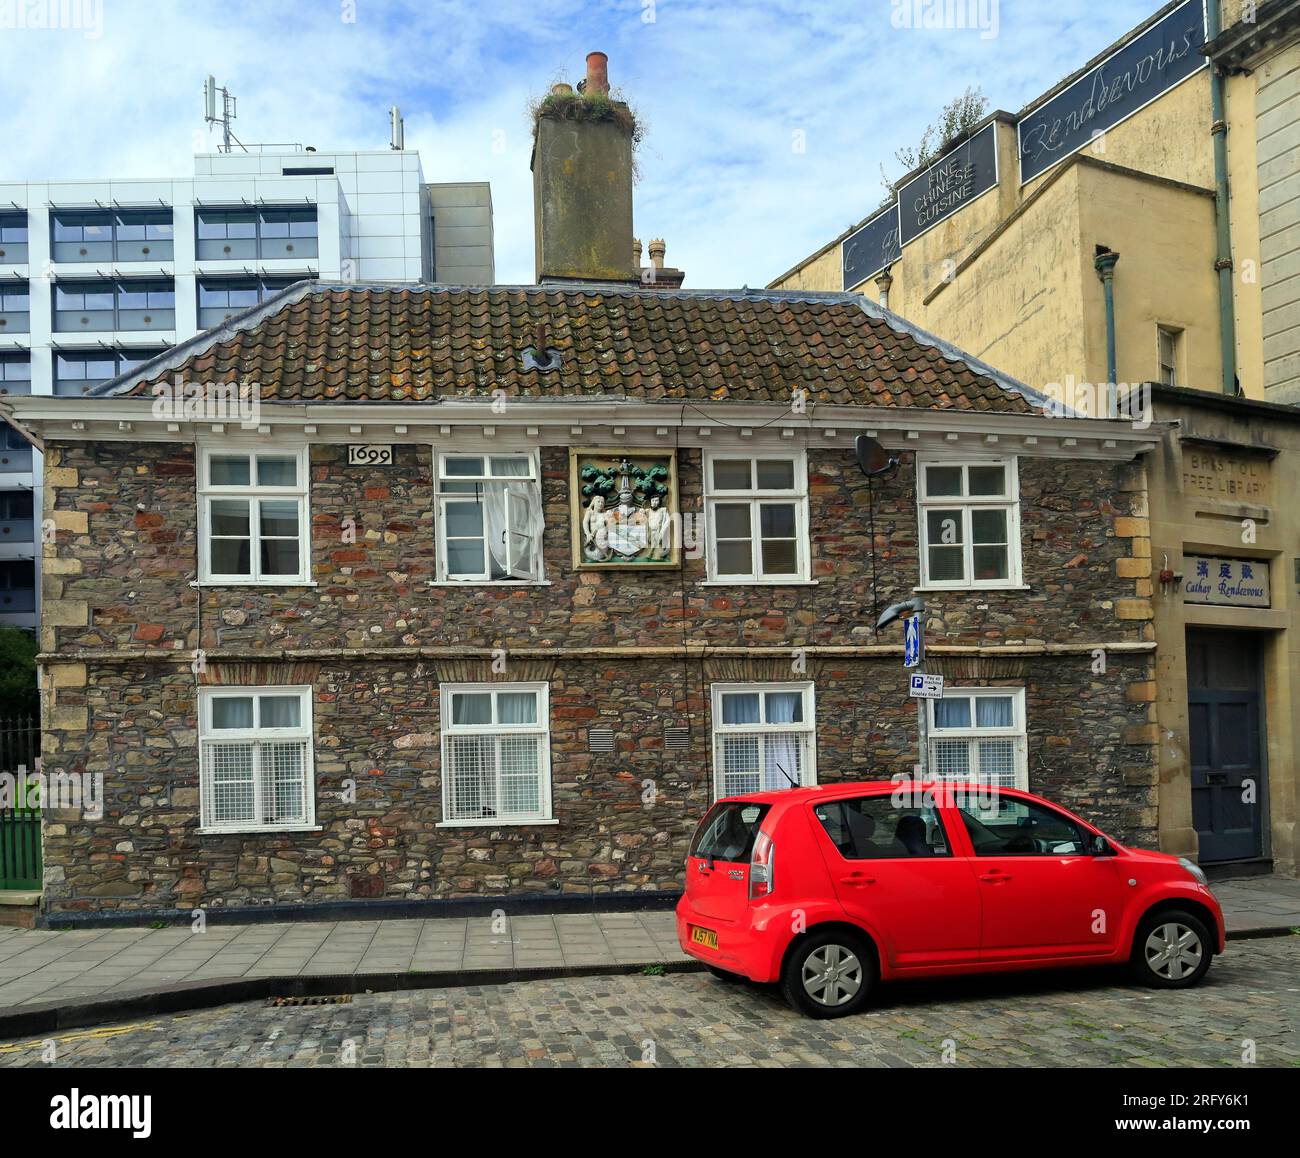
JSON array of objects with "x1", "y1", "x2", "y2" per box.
[{"x1": 855, "y1": 434, "x2": 898, "y2": 477}]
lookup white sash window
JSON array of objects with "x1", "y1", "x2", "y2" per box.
[
  {"x1": 435, "y1": 453, "x2": 543, "y2": 582},
  {"x1": 711, "y1": 682, "x2": 817, "y2": 799},
  {"x1": 917, "y1": 458, "x2": 1022, "y2": 589},
  {"x1": 199, "y1": 686, "x2": 315, "y2": 832},
  {"x1": 199, "y1": 447, "x2": 310, "y2": 584},
  {"x1": 439, "y1": 683, "x2": 553, "y2": 825},
  {"x1": 928, "y1": 688, "x2": 1028, "y2": 790}
]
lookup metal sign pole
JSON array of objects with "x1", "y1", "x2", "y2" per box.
[{"x1": 911, "y1": 614, "x2": 928, "y2": 779}]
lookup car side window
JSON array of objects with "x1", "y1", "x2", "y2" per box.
[
  {"x1": 957, "y1": 797, "x2": 1089, "y2": 857},
  {"x1": 813, "y1": 797, "x2": 951, "y2": 859}
]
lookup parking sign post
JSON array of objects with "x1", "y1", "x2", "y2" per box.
[{"x1": 875, "y1": 597, "x2": 931, "y2": 780}]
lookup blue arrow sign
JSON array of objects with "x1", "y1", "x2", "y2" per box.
[{"x1": 903, "y1": 614, "x2": 923, "y2": 669}]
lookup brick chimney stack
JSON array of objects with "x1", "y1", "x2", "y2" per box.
[{"x1": 531, "y1": 51, "x2": 636, "y2": 284}]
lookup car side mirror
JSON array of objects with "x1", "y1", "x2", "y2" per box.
[{"x1": 1089, "y1": 833, "x2": 1113, "y2": 856}]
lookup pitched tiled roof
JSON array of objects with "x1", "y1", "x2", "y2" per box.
[{"x1": 96, "y1": 282, "x2": 1047, "y2": 414}]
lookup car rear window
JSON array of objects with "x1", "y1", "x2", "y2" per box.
[{"x1": 690, "y1": 802, "x2": 771, "y2": 862}]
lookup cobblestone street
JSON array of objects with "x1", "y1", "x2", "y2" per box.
[{"x1": 2, "y1": 935, "x2": 1295, "y2": 1069}]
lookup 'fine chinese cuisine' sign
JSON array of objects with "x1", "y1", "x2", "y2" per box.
[
  {"x1": 1182, "y1": 556, "x2": 1270, "y2": 609},
  {"x1": 896, "y1": 121, "x2": 999, "y2": 245}
]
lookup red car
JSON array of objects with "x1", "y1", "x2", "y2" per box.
[{"x1": 676, "y1": 781, "x2": 1225, "y2": 1018}]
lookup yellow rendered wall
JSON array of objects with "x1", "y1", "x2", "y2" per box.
[{"x1": 1076, "y1": 164, "x2": 1221, "y2": 390}]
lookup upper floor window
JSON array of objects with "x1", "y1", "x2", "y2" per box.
[
  {"x1": 196, "y1": 206, "x2": 318, "y2": 260},
  {"x1": 711, "y1": 682, "x2": 816, "y2": 798},
  {"x1": 0, "y1": 213, "x2": 28, "y2": 264},
  {"x1": 917, "y1": 458, "x2": 1020, "y2": 588},
  {"x1": 198, "y1": 686, "x2": 315, "y2": 832},
  {"x1": 199, "y1": 447, "x2": 309, "y2": 584},
  {"x1": 1158, "y1": 325, "x2": 1183, "y2": 387},
  {"x1": 704, "y1": 452, "x2": 808, "y2": 583},
  {"x1": 929, "y1": 687, "x2": 1027, "y2": 790},
  {"x1": 0, "y1": 283, "x2": 29, "y2": 334},
  {"x1": 0, "y1": 560, "x2": 36, "y2": 613},
  {"x1": 53, "y1": 279, "x2": 175, "y2": 332},
  {"x1": 0, "y1": 353, "x2": 31, "y2": 395},
  {"x1": 54, "y1": 348, "x2": 167, "y2": 396},
  {"x1": 439, "y1": 683, "x2": 552, "y2": 825},
  {"x1": 434, "y1": 452, "x2": 542, "y2": 582},
  {"x1": 51, "y1": 209, "x2": 174, "y2": 262},
  {"x1": 197, "y1": 276, "x2": 307, "y2": 329}
]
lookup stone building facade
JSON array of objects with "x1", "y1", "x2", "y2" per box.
[{"x1": 5, "y1": 282, "x2": 1161, "y2": 918}]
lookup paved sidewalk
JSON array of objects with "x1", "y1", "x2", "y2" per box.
[
  {"x1": 1213, "y1": 873, "x2": 1300, "y2": 934},
  {"x1": 0, "y1": 874, "x2": 1294, "y2": 1018},
  {"x1": 0, "y1": 912, "x2": 688, "y2": 1011}
]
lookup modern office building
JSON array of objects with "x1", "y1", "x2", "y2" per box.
[{"x1": 0, "y1": 148, "x2": 495, "y2": 628}]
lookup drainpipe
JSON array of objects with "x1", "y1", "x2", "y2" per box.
[
  {"x1": 1094, "y1": 247, "x2": 1120, "y2": 387},
  {"x1": 874, "y1": 267, "x2": 894, "y2": 310},
  {"x1": 1207, "y1": 1, "x2": 1238, "y2": 395}
]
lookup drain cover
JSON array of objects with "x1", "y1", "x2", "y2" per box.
[{"x1": 266, "y1": 994, "x2": 353, "y2": 1007}]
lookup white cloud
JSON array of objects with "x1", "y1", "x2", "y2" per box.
[{"x1": 0, "y1": 0, "x2": 1150, "y2": 287}]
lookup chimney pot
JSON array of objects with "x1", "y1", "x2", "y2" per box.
[
  {"x1": 648, "y1": 238, "x2": 666, "y2": 269},
  {"x1": 550, "y1": 83, "x2": 573, "y2": 96},
  {"x1": 633, "y1": 238, "x2": 643, "y2": 265},
  {"x1": 585, "y1": 51, "x2": 610, "y2": 96}
]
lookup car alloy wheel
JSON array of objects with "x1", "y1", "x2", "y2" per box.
[
  {"x1": 801, "y1": 943, "x2": 863, "y2": 1007},
  {"x1": 1143, "y1": 921, "x2": 1203, "y2": 982}
]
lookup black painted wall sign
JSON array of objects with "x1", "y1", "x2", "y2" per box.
[
  {"x1": 1018, "y1": 0, "x2": 1208, "y2": 183},
  {"x1": 896, "y1": 121, "x2": 1000, "y2": 246},
  {"x1": 841, "y1": 206, "x2": 902, "y2": 290}
]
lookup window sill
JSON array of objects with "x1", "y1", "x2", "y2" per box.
[
  {"x1": 436, "y1": 818, "x2": 558, "y2": 829},
  {"x1": 699, "y1": 579, "x2": 818, "y2": 587},
  {"x1": 193, "y1": 580, "x2": 318, "y2": 588},
  {"x1": 912, "y1": 585, "x2": 1031, "y2": 593},
  {"x1": 197, "y1": 824, "x2": 322, "y2": 835},
  {"x1": 426, "y1": 580, "x2": 552, "y2": 587}
]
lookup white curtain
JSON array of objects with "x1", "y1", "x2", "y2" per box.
[
  {"x1": 482, "y1": 458, "x2": 541, "y2": 578},
  {"x1": 763, "y1": 692, "x2": 802, "y2": 789}
]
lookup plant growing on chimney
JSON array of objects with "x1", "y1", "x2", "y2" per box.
[{"x1": 531, "y1": 86, "x2": 645, "y2": 154}]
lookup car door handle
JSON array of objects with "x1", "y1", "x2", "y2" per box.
[
  {"x1": 840, "y1": 873, "x2": 876, "y2": 887},
  {"x1": 978, "y1": 871, "x2": 1012, "y2": 884}
]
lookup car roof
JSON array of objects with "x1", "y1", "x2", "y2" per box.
[{"x1": 720, "y1": 781, "x2": 1032, "y2": 807}]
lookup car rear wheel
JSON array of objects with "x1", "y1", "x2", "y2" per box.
[
  {"x1": 781, "y1": 929, "x2": 876, "y2": 1019},
  {"x1": 1131, "y1": 909, "x2": 1213, "y2": 988}
]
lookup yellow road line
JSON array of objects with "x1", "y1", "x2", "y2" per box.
[{"x1": 0, "y1": 1020, "x2": 165, "y2": 1054}]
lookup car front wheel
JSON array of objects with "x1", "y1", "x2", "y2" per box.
[
  {"x1": 1131, "y1": 909, "x2": 1213, "y2": 988},
  {"x1": 781, "y1": 929, "x2": 876, "y2": 1019}
]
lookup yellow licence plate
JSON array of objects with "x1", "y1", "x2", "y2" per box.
[{"x1": 690, "y1": 925, "x2": 718, "y2": 950}]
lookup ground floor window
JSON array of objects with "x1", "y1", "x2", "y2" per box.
[
  {"x1": 710, "y1": 682, "x2": 816, "y2": 798},
  {"x1": 928, "y1": 687, "x2": 1027, "y2": 790},
  {"x1": 439, "y1": 683, "x2": 552, "y2": 824},
  {"x1": 198, "y1": 686, "x2": 315, "y2": 831}
]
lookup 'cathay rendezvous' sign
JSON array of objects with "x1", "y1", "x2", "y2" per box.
[
  {"x1": 842, "y1": 2, "x2": 1210, "y2": 288},
  {"x1": 1182, "y1": 556, "x2": 1270, "y2": 609},
  {"x1": 1018, "y1": 0, "x2": 1208, "y2": 182}
]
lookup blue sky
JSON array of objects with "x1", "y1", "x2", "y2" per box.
[{"x1": 0, "y1": 0, "x2": 1154, "y2": 286}]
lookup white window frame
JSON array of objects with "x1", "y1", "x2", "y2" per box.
[
  {"x1": 437, "y1": 682, "x2": 555, "y2": 827},
  {"x1": 433, "y1": 450, "x2": 544, "y2": 584},
  {"x1": 197, "y1": 684, "x2": 317, "y2": 833},
  {"x1": 703, "y1": 450, "x2": 809, "y2": 583},
  {"x1": 1157, "y1": 324, "x2": 1182, "y2": 387},
  {"x1": 710, "y1": 681, "x2": 817, "y2": 800},
  {"x1": 197, "y1": 444, "x2": 311, "y2": 585},
  {"x1": 916, "y1": 456, "x2": 1022, "y2": 589},
  {"x1": 927, "y1": 686, "x2": 1027, "y2": 791}
]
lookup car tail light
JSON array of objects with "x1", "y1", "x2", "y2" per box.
[{"x1": 749, "y1": 830, "x2": 774, "y2": 901}]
